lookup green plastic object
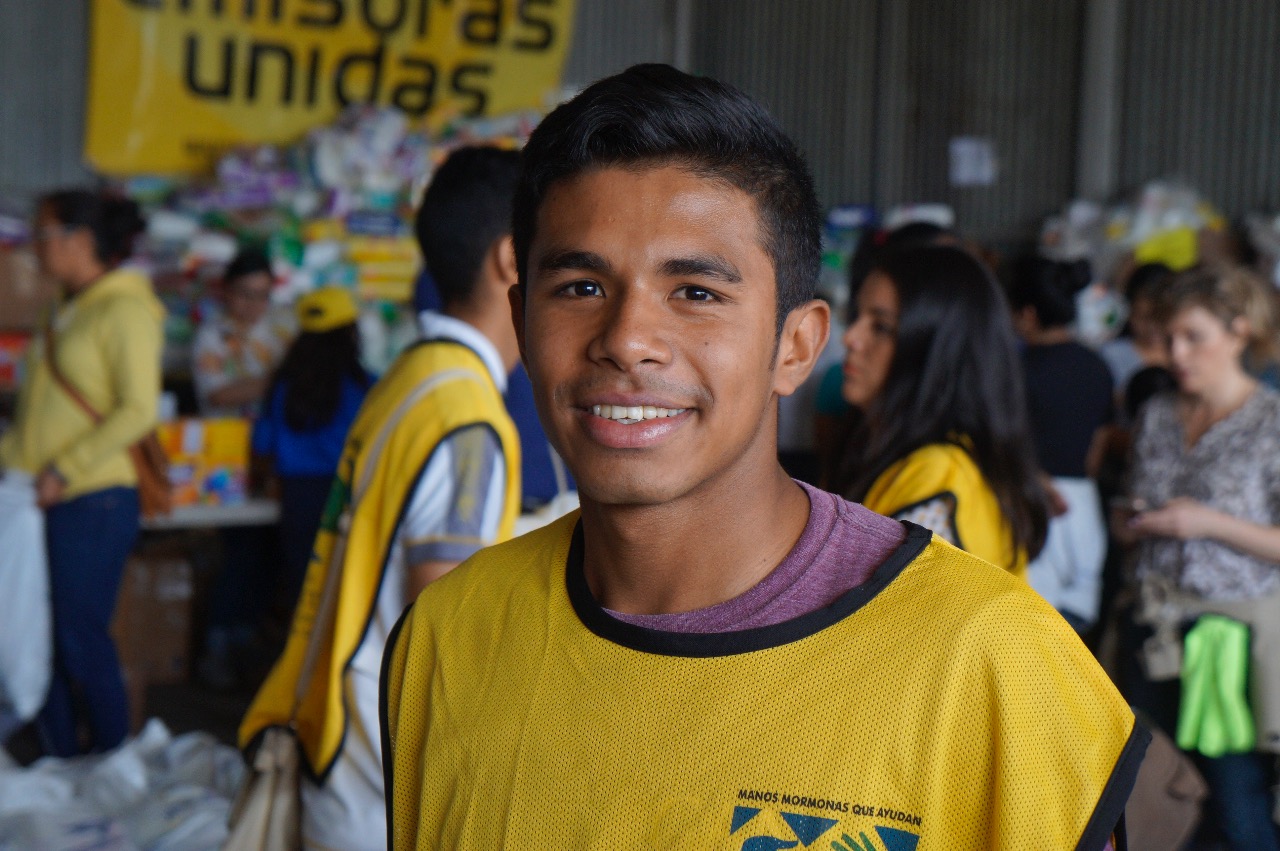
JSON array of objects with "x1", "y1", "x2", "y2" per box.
[{"x1": 1177, "y1": 614, "x2": 1256, "y2": 757}]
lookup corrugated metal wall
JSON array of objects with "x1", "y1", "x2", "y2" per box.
[
  {"x1": 562, "y1": 0, "x2": 674, "y2": 89},
  {"x1": 691, "y1": 0, "x2": 1084, "y2": 239},
  {"x1": 692, "y1": 0, "x2": 879, "y2": 210},
  {"x1": 0, "y1": 0, "x2": 95, "y2": 204},
  {"x1": 8, "y1": 2, "x2": 1280, "y2": 233},
  {"x1": 883, "y1": 0, "x2": 1086, "y2": 239},
  {"x1": 1119, "y1": 2, "x2": 1280, "y2": 218}
]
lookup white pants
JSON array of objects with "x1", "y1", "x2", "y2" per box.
[
  {"x1": 301, "y1": 666, "x2": 387, "y2": 851},
  {"x1": 1027, "y1": 477, "x2": 1106, "y2": 628}
]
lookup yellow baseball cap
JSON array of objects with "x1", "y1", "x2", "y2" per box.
[{"x1": 296, "y1": 287, "x2": 359, "y2": 333}]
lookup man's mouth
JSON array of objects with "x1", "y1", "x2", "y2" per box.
[{"x1": 590, "y1": 404, "x2": 688, "y2": 425}]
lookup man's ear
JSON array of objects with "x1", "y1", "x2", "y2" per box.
[
  {"x1": 509, "y1": 281, "x2": 528, "y2": 367},
  {"x1": 492, "y1": 235, "x2": 519, "y2": 287},
  {"x1": 773, "y1": 299, "x2": 830, "y2": 397}
]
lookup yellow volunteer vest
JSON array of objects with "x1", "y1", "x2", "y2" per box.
[
  {"x1": 241, "y1": 339, "x2": 521, "y2": 779},
  {"x1": 862, "y1": 441, "x2": 1027, "y2": 578},
  {"x1": 383, "y1": 513, "x2": 1146, "y2": 850}
]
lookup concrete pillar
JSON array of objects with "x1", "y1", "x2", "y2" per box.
[{"x1": 1075, "y1": 0, "x2": 1124, "y2": 201}]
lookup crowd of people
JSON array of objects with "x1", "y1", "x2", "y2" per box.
[{"x1": 3, "y1": 61, "x2": 1280, "y2": 850}]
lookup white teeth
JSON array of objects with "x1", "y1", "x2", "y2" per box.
[{"x1": 590, "y1": 404, "x2": 687, "y2": 423}]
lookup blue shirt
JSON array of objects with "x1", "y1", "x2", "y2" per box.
[{"x1": 252, "y1": 374, "x2": 372, "y2": 478}]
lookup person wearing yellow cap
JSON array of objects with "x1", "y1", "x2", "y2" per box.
[{"x1": 249, "y1": 286, "x2": 374, "y2": 621}]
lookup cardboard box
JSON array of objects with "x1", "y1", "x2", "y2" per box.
[
  {"x1": 156, "y1": 417, "x2": 251, "y2": 507},
  {"x1": 111, "y1": 556, "x2": 194, "y2": 686},
  {"x1": 120, "y1": 664, "x2": 148, "y2": 734},
  {"x1": 0, "y1": 248, "x2": 58, "y2": 331}
]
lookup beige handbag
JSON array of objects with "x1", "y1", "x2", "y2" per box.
[
  {"x1": 1125, "y1": 719, "x2": 1208, "y2": 851},
  {"x1": 223, "y1": 506, "x2": 353, "y2": 851},
  {"x1": 1136, "y1": 575, "x2": 1280, "y2": 753},
  {"x1": 223, "y1": 726, "x2": 303, "y2": 851}
]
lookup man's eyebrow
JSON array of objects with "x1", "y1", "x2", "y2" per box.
[
  {"x1": 537, "y1": 250, "x2": 613, "y2": 275},
  {"x1": 659, "y1": 255, "x2": 743, "y2": 284}
]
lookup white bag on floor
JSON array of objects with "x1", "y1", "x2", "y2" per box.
[{"x1": 0, "y1": 470, "x2": 51, "y2": 721}]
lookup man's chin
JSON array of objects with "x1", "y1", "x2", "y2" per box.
[{"x1": 577, "y1": 478, "x2": 687, "y2": 510}]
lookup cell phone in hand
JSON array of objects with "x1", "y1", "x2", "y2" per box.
[{"x1": 1109, "y1": 496, "x2": 1149, "y2": 515}]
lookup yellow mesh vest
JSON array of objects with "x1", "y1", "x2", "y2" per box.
[
  {"x1": 241, "y1": 339, "x2": 521, "y2": 778},
  {"x1": 384, "y1": 513, "x2": 1145, "y2": 850},
  {"x1": 862, "y1": 442, "x2": 1028, "y2": 578}
]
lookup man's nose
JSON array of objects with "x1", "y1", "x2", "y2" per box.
[{"x1": 590, "y1": 288, "x2": 673, "y2": 370}]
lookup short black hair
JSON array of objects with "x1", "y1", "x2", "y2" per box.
[
  {"x1": 1006, "y1": 255, "x2": 1092, "y2": 328},
  {"x1": 415, "y1": 146, "x2": 523, "y2": 308},
  {"x1": 40, "y1": 189, "x2": 145, "y2": 268},
  {"x1": 223, "y1": 246, "x2": 272, "y2": 285},
  {"x1": 512, "y1": 63, "x2": 821, "y2": 332}
]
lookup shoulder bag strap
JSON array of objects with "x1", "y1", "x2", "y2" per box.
[{"x1": 44, "y1": 318, "x2": 104, "y2": 425}]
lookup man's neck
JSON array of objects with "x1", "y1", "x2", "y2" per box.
[
  {"x1": 1024, "y1": 326, "x2": 1073, "y2": 346},
  {"x1": 578, "y1": 460, "x2": 810, "y2": 615},
  {"x1": 442, "y1": 300, "x2": 519, "y2": 372}
]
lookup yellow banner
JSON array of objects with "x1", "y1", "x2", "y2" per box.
[{"x1": 85, "y1": 0, "x2": 576, "y2": 175}]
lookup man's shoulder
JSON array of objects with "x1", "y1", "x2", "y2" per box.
[
  {"x1": 362, "y1": 341, "x2": 505, "y2": 428},
  {"x1": 877, "y1": 442, "x2": 983, "y2": 499},
  {"x1": 411, "y1": 512, "x2": 579, "y2": 615},
  {"x1": 888, "y1": 535, "x2": 1056, "y2": 633},
  {"x1": 378, "y1": 340, "x2": 502, "y2": 408}
]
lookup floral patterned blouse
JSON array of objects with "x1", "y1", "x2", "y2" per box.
[{"x1": 1129, "y1": 386, "x2": 1280, "y2": 601}]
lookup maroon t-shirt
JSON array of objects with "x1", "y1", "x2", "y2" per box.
[{"x1": 606, "y1": 481, "x2": 907, "y2": 632}]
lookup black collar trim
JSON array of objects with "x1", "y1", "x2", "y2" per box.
[{"x1": 564, "y1": 520, "x2": 933, "y2": 658}]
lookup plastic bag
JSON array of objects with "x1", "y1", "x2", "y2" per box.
[
  {"x1": 0, "y1": 470, "x2": 51, "y2": 721},
  {"x1": 0, "y1": 720, "x2": 240, "y2": 851}
]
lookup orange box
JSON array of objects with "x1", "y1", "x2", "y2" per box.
[{"x1": 156, "y1": 417, "x2": 251, "y2": 506}]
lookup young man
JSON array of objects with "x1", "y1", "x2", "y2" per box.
[
  {"x1": 240, "y1": 146, "x2": 524, "y2": 851},
  {"x1": 381, "y1": 65, "x2": 1147, "y2": 850}
]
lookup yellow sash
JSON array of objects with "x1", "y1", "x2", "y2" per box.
[{"x1": 241, "y1": 340, "x2": 521, "y2": 778}]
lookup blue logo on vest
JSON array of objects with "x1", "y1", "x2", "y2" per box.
[
  {"x1": 781, "y1": 813, "x2": 839, "y2": 845},
  {"x1": 731, "y1": 807, "x2": 838, "y2": 850},
  {"x1": 830, "y1": 827, "x2": 921, "y2": 851},
  {"x1": 732, "y1": 807, "x2": 762, "y2": 834},
  {"x1": 874, "y1": 826, "x2": 921, "y2": 851},
  {"x1": 740, "y1": 839, "x2": 798, "y2": 851}
]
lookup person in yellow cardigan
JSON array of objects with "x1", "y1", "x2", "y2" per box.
[
  {"x1": 0, "y1": 189, "x2": 163, "y2": 756},
  {"x1": 832, "y1": 244, "x2": 1049, "y2": 576}
]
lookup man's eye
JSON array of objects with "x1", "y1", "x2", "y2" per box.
[
  {"x1": 559, "y1": 280, "x2": 603, "y2": 297},
  {"x1": 675, "y1": 285, "x2": 717, "y2": 302}
]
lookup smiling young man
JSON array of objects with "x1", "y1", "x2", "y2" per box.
[{"x1": 381, "y1": 64, "x2": 1147, "y2": 850}]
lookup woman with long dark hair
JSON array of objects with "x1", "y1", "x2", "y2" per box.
[
  {"x1": 252, "y1": 287, "x2": 373, "y2": 611},
  {"x1": 833, "y1": 244, "x2": 1049, "y2": 576},
  {"x1": 0, "y1": 189, "x2": 162, "y2": 755}
]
